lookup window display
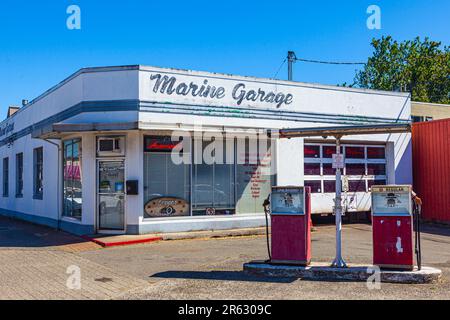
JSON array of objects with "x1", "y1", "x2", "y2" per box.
[
  {"x1": 143, "y1": 136, "x2": 272, "y2": 218},
  {"x1": 143, "y1": 151, "x2": 190, "y2": 218}
]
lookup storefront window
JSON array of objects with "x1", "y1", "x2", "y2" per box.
[
  {"x1": 143, "y1": 136, "x2": 190, "y2": 218},
  {"x1": 143, "y1": 135, "x2": 273, "y2": 218},
  {"x1": 63, "y1": 139, "x2": 82, "y2": 220},
  {"x1": 193, "y1": 139, "x2": 235, "y2": 215},
  {"x1": 235, "y1": 138, "x2": 272, "y2": 215}
]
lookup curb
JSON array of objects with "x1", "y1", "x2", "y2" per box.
[
  {"x1": 81, "y1": 235, "x2": 162, "y2": 247},
  {"x1": 157, "y1": 227, "x2": 267, "y2": 241}
]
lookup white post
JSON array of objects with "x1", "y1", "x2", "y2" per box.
[{"x1": 331, "y1": 137, "x2": 347, "y2": 268}]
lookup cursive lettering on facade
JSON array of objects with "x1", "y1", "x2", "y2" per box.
[
  {"x1": 150, "y1": 73, "x2": 293, "y2": 108},
  {"x1": 0, "y1": 123, "x2": 14, "y2": 137}
]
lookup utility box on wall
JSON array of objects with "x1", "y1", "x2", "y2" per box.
[
  {"x1": 126, "y1": 180, "x2": 139, "y2": 195},
  {"x1": 412, "y1": 119, "x2": 450, "y2": 224}
]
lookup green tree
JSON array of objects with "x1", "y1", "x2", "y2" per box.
[{"x1": 350, "y1": 36, "x2": 450, "y2": 104}]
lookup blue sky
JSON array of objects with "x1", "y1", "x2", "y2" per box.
[{"x1": 0, "y1": 0, "x2": 448, "y2": 115}]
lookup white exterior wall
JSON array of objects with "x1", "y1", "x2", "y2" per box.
[
  {"x1": 0, "y1": 136, "x2": 59, "y2": 224},
  {"x1": 124, "y1": 131, "x2": 143, "y2": 232},
  {"x1": 0, "y1": 65, "x2": 412, "y2": 235},
  {"x1": 276, "y1": 138, "x2": 304, "y2": 186}
]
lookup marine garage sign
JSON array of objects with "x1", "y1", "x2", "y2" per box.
[
  {"x1": 0, "y1": 123, "x2": 14, "y2": 137},
  {"x1": 145, "y1": 72, "x2": 294, "y2": 109}
]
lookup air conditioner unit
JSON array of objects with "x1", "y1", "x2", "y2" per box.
[{"x1": 97, "y1": 136, "x2": 125, "y2": 156}]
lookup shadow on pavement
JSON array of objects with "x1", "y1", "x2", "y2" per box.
[
  {"x1": 0, "y1": 216, "x2": 87, "y2": 248},
  {"x1": 151, "y1": 270, "x2": 297, "y2": 283},
  {"x1": 420, "y1": 223, "x2": 450, "y2": 237},
  {"x1": 150, "y1": 270, "x2": 377, "y2": 284}
]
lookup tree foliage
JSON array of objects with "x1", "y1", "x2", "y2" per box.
[{"x1": 350, "y1": 36, "x2": 450, "y2": 104}]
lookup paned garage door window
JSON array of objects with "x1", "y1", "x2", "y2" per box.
[{"x1": 304, "y1": 143, "x2": 387, "y2": 193}]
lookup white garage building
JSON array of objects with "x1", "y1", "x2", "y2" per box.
[{"x1": 0, "y1": 65, "x2": 412, "y2": 235}]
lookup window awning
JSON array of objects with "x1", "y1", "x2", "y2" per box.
[
  {"x1": 31, "y1": 122, "x2": 139, "y2": 139},
  {"x1": 269, "y1": 123, "x2": 411, "y2": 139}
]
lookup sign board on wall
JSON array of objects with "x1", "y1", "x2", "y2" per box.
[
  {"x1": 144, "y1": 136, "x2": 182, "y2": 152},
  {"x1": 144, "y1": 197, "x2": 189, "y2": 217},
  {"x1": 140, "y1": 70, "x2": 296, "y2": 111},
  {"x1": 0, "y1": 122, "x2": 14, "y2": 137},
  {"x1": 138, "y1": 67, "x2": 411, "y2": 122},
  {"x1": 332, "y1": 154, "x2": 344, "y2": 169}
]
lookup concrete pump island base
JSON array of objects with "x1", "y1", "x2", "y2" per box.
[{"x1": 243, "y1": 262, "x2": 442, "y2": 284}]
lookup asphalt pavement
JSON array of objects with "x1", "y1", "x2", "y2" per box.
[{"x1": 1, "y1": 215, "x2": 449, "y2": 299}]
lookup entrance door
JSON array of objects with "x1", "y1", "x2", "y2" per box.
[{"x1": 98, "y1": 160, "x2": 125, "y2": 231}]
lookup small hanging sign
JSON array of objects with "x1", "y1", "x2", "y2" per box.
[{"x1": 332, "y1": 154, "x2": 344, "y2": 169}]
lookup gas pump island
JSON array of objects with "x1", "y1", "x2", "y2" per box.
[
  {"x1": 264, "y1": 184, "x2": 419, "y2": 270},
  {"x1": 245, "y1": 124, "x2": 441, "y2": 284}
]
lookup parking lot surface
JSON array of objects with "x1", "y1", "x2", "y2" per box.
[
  {"x1": 1, "y1": 216, "x2": 449, "y2": 299},
  {"x1": 82, "y1": 224, "x2": 450, "y2": 300}
]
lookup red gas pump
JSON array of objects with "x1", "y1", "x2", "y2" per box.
[
  {"x1": 371, "y1": 185, "x2": 415, "y2": 270},
  {"x1": 268, "y1": 186, "x2": 311, "y2": 265}
]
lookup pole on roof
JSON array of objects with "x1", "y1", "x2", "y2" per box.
[{"x1": 287, "y1": 51, "x2": 296, "y2": 81}]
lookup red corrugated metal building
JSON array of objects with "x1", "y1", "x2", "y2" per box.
[{"x1": 412, "y1": 118, "x2": 450, "y2": 224}]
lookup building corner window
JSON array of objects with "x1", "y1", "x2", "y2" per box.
[
  {"x1": 3, "y1": 157, "x2": 9, "y2": 197},
  {"x1": 16, "y1": 153, "x2": 23, "y2": 198},
  {"x1": 33, "y1": 147, "x2": 44, "y2": 199},
  {"x1": 63, "y1": 139, "x2": 82, "y2": 220}
]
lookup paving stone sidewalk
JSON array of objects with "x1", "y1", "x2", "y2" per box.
[{"x1": 0, "y1": 249, "x2": 148, "y2": 300}]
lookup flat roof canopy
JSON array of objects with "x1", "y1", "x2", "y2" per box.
[
  {"x1": 269, "y1": 123, "x2": 411, "y2": 139},
  {"x1": 267, "y1": 122, "x2": 411, "y2": 268},
  {"x1": 32, "y1": 122, "x2": 139, "y2": 139}
]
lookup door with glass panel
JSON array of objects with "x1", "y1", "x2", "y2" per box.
[{"x1": 97, "y1": 160, "x2": 125, "y2": 231}]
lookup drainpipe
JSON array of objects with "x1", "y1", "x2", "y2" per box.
[{"x1": 41, "y1": 138, "x2": 62, "y2": 231}]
